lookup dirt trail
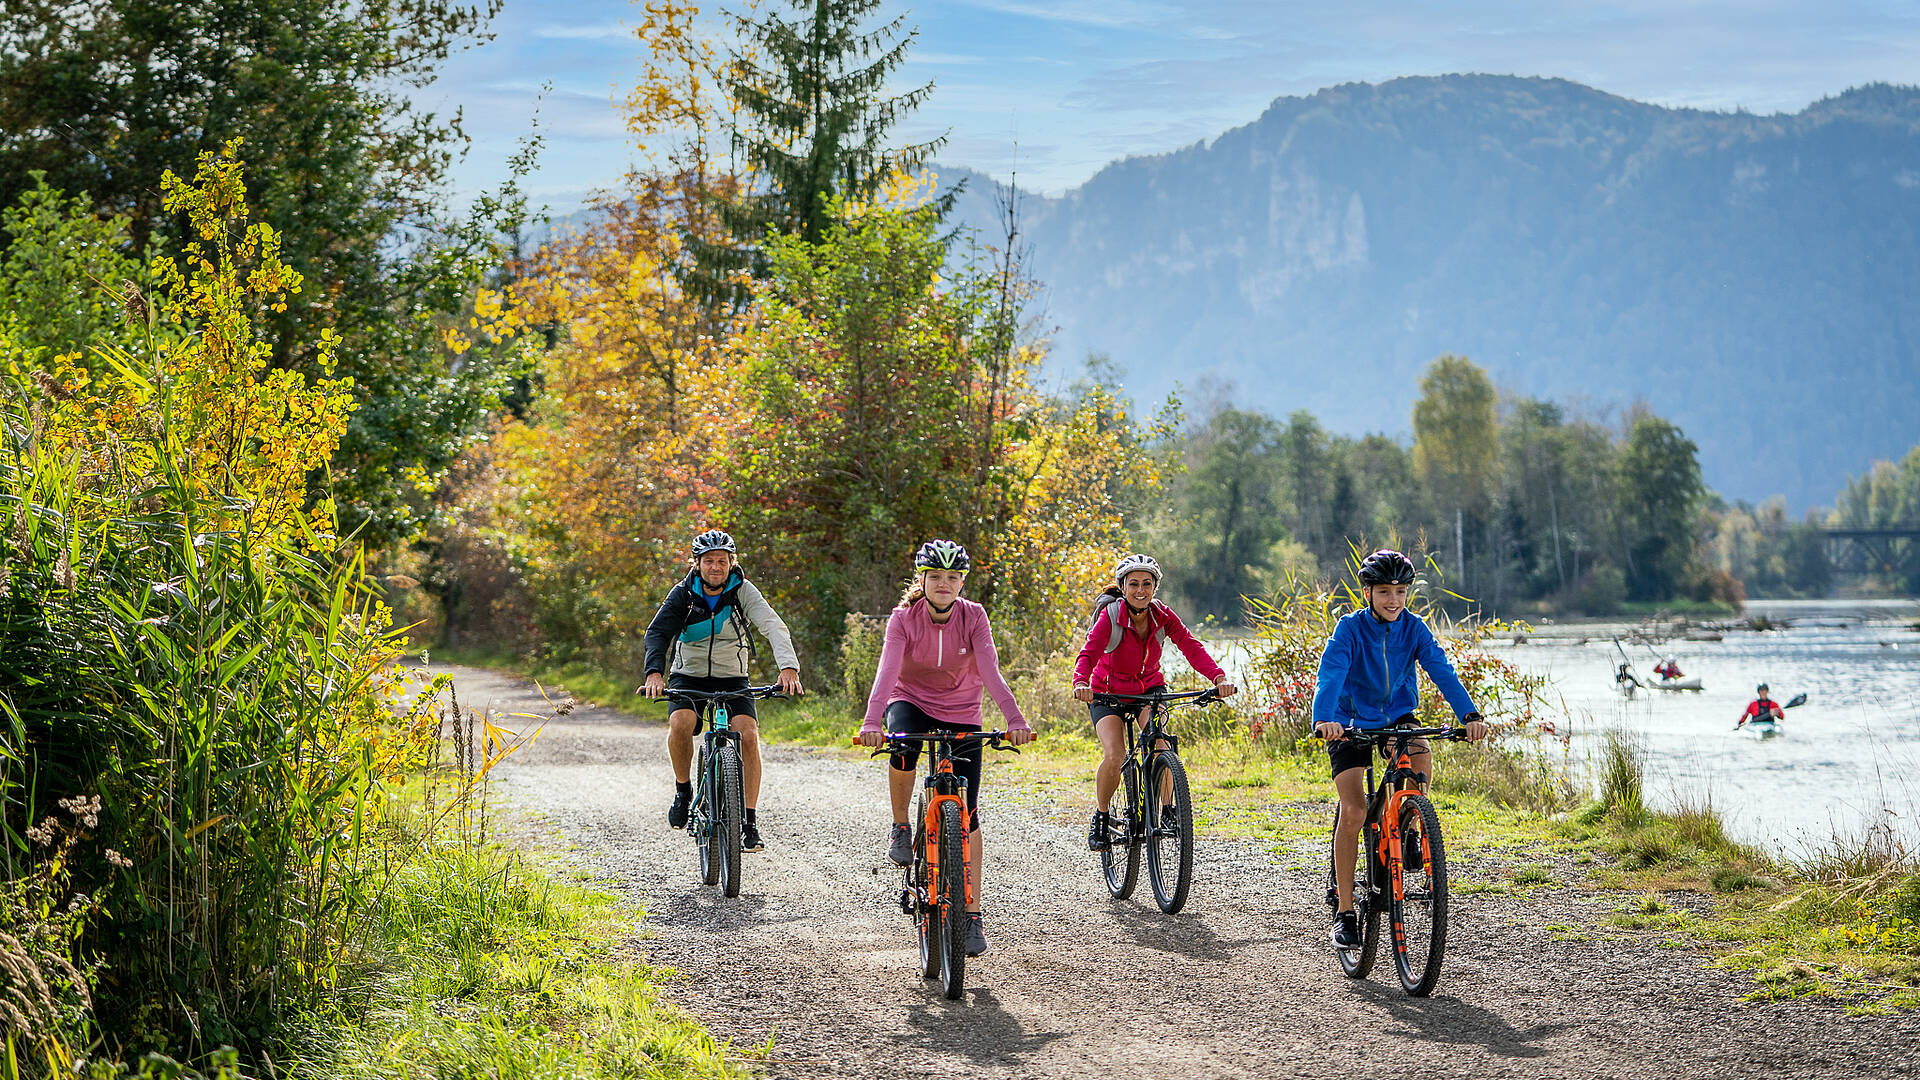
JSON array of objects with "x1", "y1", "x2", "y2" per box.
[{"x1": 440, "y1": 663, "x2": 1920, "y2": 1079}]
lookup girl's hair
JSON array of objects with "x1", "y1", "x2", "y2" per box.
[
  {"x1": 1096, "y1": 584, "x2": 1123, "y2": 602},
  {"x1": 898, "y1": 576, "x2": 925, "y2": 609}
]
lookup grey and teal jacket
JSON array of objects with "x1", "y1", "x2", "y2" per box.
[{"x1": 643, "y1": 567, "x2": 801, "y2": 680}]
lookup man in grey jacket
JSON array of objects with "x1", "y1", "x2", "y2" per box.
[{"x1": 642, "y1": 529, "x2": 803, "y2": 852}]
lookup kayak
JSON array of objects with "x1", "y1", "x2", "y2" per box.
[
  {"x1": 1650, "y1": 677, "x2": 1704, "y2": 692},
  {"x1": 1740, "y1": 718, "x2": 1782, "y2": 738}
]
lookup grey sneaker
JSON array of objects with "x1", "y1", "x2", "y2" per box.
[
  {"x1": 964, "y1": 913, "x2": 988, "y2": 957},
  {"x1": 888, "y1": 823, "x2": 913, "y2": 866},
  {"x1": 1160, "y1": 804, "x2": 1179, "y2": 832}
]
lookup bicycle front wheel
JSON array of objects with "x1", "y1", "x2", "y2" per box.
[
  {"x1": 1102, "y1": 759, "x2": 1142, "y2": 899},
  {"x1": 937, "y1": 799, "x2": 968, "y2": 1000},
  {"x1": 1390, "y1": 793, "x2": 1448, "y2": 996},
  {"x1": 1146, "y1": 751, "x2": 1194, "y2": 914},
  {"x1": 716, "y1": 744, "x2": 744, "y2": 898},
  {"x1": 695, "y1": 744, "x2": 720, "y2": 887}
]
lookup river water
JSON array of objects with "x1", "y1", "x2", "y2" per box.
[{"x1": 1488, "y1": 599, "x2": 1920, "y2": 856}]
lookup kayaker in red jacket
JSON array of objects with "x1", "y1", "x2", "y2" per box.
[
  {"x1": 1072, "y1": 553, "x2": 1235, "y2": 850},
  {"x1": 1738, "y1": 683, "x2": 1784, "y2": 727}
]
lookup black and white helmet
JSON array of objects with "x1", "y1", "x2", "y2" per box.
[
  {"x1": 691, "y1": 529, "x2": 736, "y2": 557},
  {"x1": 1357, "y1": 548, "x2": 1417, "y2": 586},
  {"x1": 1113, "y1": 553, "x2": 1162, "y2": 588}
]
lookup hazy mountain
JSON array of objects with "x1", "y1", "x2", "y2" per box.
[{"x1": 939, "y1": 75, "x2": 1920, "y2": 510}]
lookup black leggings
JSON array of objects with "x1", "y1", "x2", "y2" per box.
[{"x1": 886, "y1": 701, "x2": 984, "y2": 829}]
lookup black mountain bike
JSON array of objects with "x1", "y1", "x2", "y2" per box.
[
  {"x1": 865, "y1": 730, "x2": 1019, "y2": 1000},
  {"x1": 1326, "y1": 725, "x2": 1466, "y2": 996},
  {"x1": 659, "y1": 685, "x2": 784, "y2": 898},
  {"x1": 1089, "y1": 688, "x2": 1220, "y2": 914}
]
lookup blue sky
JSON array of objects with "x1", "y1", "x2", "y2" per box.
[{"x1": 418, "y1": 0, "x2": 1920, "y2": 215}]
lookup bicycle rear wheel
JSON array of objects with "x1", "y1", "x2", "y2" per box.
[
  {"x1": 1146, "y1": 751, "x2": 1194, "y2": 914},
  {"x1": 1102, "y1": 759, "x2": 1142, "y2": 899},
  {"x1": 1390, "y1": 793, "x2": 1448, "y2": 995},
  {"x1": 695, "y1": 744, "x2": 720, "y2": 886},
  {"x1": 937, "y1": 799, "x2": 968, "y2": 1000},
  {"x1": 914, "y1": 794, "x2": 940, "y2": 979},
  {"x1": 1335, "y1": 806, "x2": 1381, "y2": 979},
  {"x1": 716, "y1": 744, "x2": 744, "y2": 898}
]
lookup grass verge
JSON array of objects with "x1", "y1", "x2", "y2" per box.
[{"x1": 283, "y1": 829, "x2": 745, "y2": 1078}]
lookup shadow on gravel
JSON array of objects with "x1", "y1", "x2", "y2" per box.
[
  {"x1": 893, "y1": 988, "x2": 1068, "y2": 1066},
  {"x1": 1349, "y1": 981, "x2": 1573, "y2": 1058},
  {"x1": 1107, "y1": 902, "x2": 1288, "y2": 962},
  {"x1": 649, "y1": 892, "x2": 810, "y2": 934}
]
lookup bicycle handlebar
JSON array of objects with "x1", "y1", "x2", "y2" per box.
[
  {"x1": 1320, "y1": 725, "x2": 1470, "y2": 743},
  {"x1": 1087, "y1": 688, "x2": 1222, "y2": 708},
  {"x1": 850, "y1": 730, "x2": 1027, "y2": 755},
  {"x1": 648, "y1": 685, "x2": 790, "y2": 702}
]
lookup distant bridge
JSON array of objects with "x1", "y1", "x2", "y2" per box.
[{"x1": 1815, "y1": 526, "x2": 1920, "y2": 577}]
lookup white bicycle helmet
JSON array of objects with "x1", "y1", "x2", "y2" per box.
[{"x1": 1113, "y1": 553, "x2": 1162, "y2": 588}]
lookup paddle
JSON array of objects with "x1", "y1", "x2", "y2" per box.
[{"x1": 1735, "y1": 692, "x2": 1807, "y2": 729}]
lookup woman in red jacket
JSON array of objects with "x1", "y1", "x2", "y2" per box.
[{"x1": 1072, "y1": 554, "x2": 1236, "y2": 851}]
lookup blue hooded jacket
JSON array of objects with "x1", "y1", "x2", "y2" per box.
[{"x1": 1311, "y1": 608, "x2": 1478, "y2": 730}]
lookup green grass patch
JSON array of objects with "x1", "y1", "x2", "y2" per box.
[{"x1": 287, "y1": 834, "x2": 744, "y2": 1078}]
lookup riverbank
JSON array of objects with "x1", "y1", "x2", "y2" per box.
[{"x1": 433, "y1": 647, "x2": 1920, "y2": 1010}]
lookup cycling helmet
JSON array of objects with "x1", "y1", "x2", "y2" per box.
[
  {"x1": 691, "y1": 529, "x2": 736, "y2": 557},
  {"x1": 914, "y1": 539, "x2": 970, "y2": 572},
  {"x1": 1113, "y1": 553, "x2": 1162, "y2": 588},
  {"x1": 1357, "y1": 548, "x2": 1418, "y2": 586}
]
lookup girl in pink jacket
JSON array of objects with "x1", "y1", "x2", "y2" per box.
[
  {"x1": 858, "y1": 540, "x2": 1033, "y2": 957},
  {"x1": 1072, "y1": 553, "x2": 1236, "y2": 852}
]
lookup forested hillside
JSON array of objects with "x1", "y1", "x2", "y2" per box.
[{"x1": 942, "y1": 75, "x2": 1920, "y2": 510}]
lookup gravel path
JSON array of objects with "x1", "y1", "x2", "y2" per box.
[{"x1": 439, "y1": 663, "x2": 1920, "y2": 1078}]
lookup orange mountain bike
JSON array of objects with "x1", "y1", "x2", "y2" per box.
[
  {"x1": 1327, "y1": 725, "x2": 1467, "y2": 996},
  {"x1": 863, "y1": 730, "x2": 1018, "y2": 1000}
]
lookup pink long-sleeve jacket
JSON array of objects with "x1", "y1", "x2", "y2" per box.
[
  {"x1": 860, "y1": 598, "x2": 1030, "y2": 733},
  {"x1": 1072, "y1": 599, "x2": 1226, "y2": 696}
]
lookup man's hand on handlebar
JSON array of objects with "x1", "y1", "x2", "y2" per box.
[
  {"x1": 641, "y1": 672, "x2": 666, "y2": 699},
  {"x1": 778, "y1": 667, "x2": 803, "y2": 696}
]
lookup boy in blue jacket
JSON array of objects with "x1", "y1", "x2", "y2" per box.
[{"x1": 1312, "y1": 549, "x2": 1487, "y2": 949}]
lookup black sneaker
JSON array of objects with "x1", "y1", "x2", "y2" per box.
[
  {"x1": 667, "y1": 789, "x2": 692, "y2": 828},
  {"x1": 964, "y1": 913, "x2": 988, "y2": 957},
  {"x1": 888, "y1": 823, "x2": 913, "y2": 866},
  {"x1": 742, "y1": 820, "x2": 764, "y2": 852},
  {"x1": 1402, "y1": 827, "x2": 1423, "y2": 872},
  {"x1": 1087, "y1": 810, "x2": 1110, "y2": 851},
  {"x1": 1331, "y1": 910, "x2": 1362, "y2": 950}
]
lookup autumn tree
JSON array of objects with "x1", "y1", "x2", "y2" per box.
[
  {"x1": 1615, "y1": 414, "x2": 1705, "y2": 600},
  {"x1": 1413, "y1": 354, "x2": 1497, "y2": 589}
]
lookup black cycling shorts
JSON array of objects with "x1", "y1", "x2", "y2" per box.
[
  {"x1": 1327, "y1": 716, "x2": 1428, "y2": 778},
  {"x1": 1087, "y1": 684, "x2": 1167, "y2": 726},
  {"x1": 666, "y1": 673, "x2": 756, "y2": 726},
  {"x1": 885, "y1": 701, "x2": 983, "y2": 829}
]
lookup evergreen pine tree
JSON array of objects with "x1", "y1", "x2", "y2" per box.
[{"x1": 694, "y1": 0, "x2": 948, "y2": 302}]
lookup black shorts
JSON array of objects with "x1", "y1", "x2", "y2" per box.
[
  {"x1": 666, "y1": 673, "x2": 756, "y2": 726},
  {"x1": 885, "y1": 701, "x2": 984, "y2": 829},
  {"x1": 1327, "y1": 718, "x2": 1428, "y2": 777},
  {"x1": 1087, "y1": 684, "x2": 1166, "y2": 726}
]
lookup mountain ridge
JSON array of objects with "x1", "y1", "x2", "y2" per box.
[{"x1": 939, "y1": 74, "x2": 1920, "y2": 510}]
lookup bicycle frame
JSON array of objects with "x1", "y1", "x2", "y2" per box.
[
  {"x1": 1090, "y1": 689, "x2": 1218, "y2": 839},
  {"x1": 1345, "y1": 726, "x2": 1461, "y2": 908},
  {"x1": 655, "y1": 685, "x2": 785, "y2": 841}
]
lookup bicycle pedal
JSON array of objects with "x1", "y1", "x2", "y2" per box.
[{"x1": 898, "y1": 889, "x2": 914, "y2": 915}]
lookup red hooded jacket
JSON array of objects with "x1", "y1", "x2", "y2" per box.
[{"x1": 1072, "y1": 598, "x2": 1226, "y2": 696}]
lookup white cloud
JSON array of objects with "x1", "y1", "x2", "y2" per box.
[{"x1": 532, "y1": 22, "x2": 628, "y2": 41}]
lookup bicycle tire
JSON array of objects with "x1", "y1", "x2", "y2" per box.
[
  {"x1": 1335, "y1": 805, "x2": 1382, "y2": 979},
  {"x1": 1102, "y1": 758, "x2": 1142, "y2": 899},
  {"x1": 695, "y1": 744, "x2": 720, "y2": 886},
  {"x1": 717, "y1": 744, "x2": 744, "y2": 898},
  {"x1": 1146, "y1": 751, "x2": 1195, "y2": 914},
  {"x1": 1390, "y1": 793, "x2": 1448, "y2": 996},
  {"x1": 915, "y1": 794, "x2": 939, "y2": 979},
  {"x1": 937, "y1": 799, "x2": 968, "y2": 1000}
]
